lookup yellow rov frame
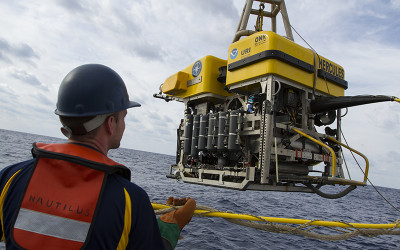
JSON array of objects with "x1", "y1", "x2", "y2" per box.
[
  {"x1": 161, "y1": 55, "x2": 230, "y2": 100},
  {"x1": 154, "y1": 0, "x2": 398, "y2": 198},
  {"x1": 226, "y1": 31, "x2": 346, "y2": 97}
]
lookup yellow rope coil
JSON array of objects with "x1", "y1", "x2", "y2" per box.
[
  {"x1": 152, "y1": 202, "x2": 400, "y2": 240},
  {"x1": 152, "y1": 202, "x2": 400, "y2": 229}
]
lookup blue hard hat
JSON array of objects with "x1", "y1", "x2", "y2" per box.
[{"x1": 55, "y1": 64, "x2": 140, "y2": 117}]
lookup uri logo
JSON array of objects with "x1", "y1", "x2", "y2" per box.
[
  {"x1": 230, "y1": 48, "x2": 238, "y2": 60},
  {"x1": 192, "y1": 60, "x2": 202, "y2": 77}
]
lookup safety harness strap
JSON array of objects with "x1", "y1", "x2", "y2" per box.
[{"x1": 32, "y1": 142, "x2": 131, "y2": 180}]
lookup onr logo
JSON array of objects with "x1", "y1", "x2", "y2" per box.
[{"x1": 255, "y1": 35, "x2": 267, "y2": 46}]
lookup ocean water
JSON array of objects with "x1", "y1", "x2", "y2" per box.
[{"x1": 0, "y1": 128, "x2": 399, "y2": 249}]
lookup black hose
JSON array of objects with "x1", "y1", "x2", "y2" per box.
[
  {"x1": 176, "y1": 128, "x2": 181, "y2": 164},
  {"x1": 306, "y1": 184, "x2": 357, "y2": 199},
  {"x1": 310, "y1": 95, "x2": 394, "y2": 113}
]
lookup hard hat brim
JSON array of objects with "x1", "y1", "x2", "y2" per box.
[
  {"x1": 55, "y1": 100, "x2": 141, "y2": 117},
  {"x1": 129, "y1": 100, "x2": 141, "y2": 108}
]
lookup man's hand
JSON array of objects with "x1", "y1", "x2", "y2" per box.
[{"x1": 160, "y1": 197, "x2": 196, "y2": 230}]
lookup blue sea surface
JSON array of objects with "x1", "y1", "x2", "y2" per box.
[{"x1": 0, "y1": 128, "x2": 399, "y2": 249}]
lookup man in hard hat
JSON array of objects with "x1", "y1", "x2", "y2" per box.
[{"x1": 0, "y1": 64, "x2": 195, "y2": 249}]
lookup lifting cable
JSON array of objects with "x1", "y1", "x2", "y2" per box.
[
  {"x1": 255, "y1": 3, "x2": 265, "y2": 32},
  {"x1": 290, "y1": 21, "x2": 400, "y2": 212},
  {"x1": 340, "y1": 129, "x2": 400, "y2": 214},
  {"x1": 289, "y1": 23, "x2": 331, "y2": 96}
]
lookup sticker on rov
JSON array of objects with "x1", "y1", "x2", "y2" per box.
[
  {"x1": 192, "y1": 60, "x2": 202, "y2": 77},
  {"x1": 230, "y1": 48, "x2": 238, "y2": 59}
]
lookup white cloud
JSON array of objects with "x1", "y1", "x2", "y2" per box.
[
  {"x1": 0, "y1": 38, "x2": 39, "y2": 65},
  {"x1": 391, "y1": 0, "x2": 400, "y2": 9},
  {"x1": 0, "y1": 83, "x2": 15, "y2": 97},
  {"x1": 3, "y1": 67, "x2": 45, "y2": 89}
]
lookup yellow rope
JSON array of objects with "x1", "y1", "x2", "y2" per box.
[
  {"x1": 153, "y1": 202, "x2": 400, "y2": 240},
  {"x1": 152, "y1": 202, "x2": 400, "y2": 230}
]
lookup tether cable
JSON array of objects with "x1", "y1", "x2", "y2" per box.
[
  {"x1": 290, "y1": 24, "x2": 331, "y2": 95},
  {"x1": 340, "y1": 129, "x2": 400, "y2": 214}
]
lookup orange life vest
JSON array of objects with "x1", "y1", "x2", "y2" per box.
[{"x1": 12, "y1": 143, "x2": 130, "y2": 250}]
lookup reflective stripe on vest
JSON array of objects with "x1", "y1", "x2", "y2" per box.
[
  {"x1": 15, "y1": 208, "x2": 90, "y2": 242},
  {"x1": 12, "y1": 143, "x2": 125, "y2": 250}
]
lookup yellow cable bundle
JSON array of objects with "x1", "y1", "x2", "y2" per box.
[{"x1": 152, "y1": 202, "x2": 400, "y2": 230}]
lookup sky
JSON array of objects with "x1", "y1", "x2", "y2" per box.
[{"x1": 0, "y1": 0, "x2": 399, "y2": 189}]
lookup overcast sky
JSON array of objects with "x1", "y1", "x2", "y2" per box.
[{"x1": 0, "y1": 0, "x2": 399, "y2": 189}]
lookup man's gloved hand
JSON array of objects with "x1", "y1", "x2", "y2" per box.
[
  {"x1": 157, "y1": 197, "x2": 196, "y2": 249},
  {"x1": 160, "y1": 197, "x2": 196, "y2": 230}
]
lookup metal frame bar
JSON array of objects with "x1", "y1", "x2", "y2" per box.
[
  {"x1": 327, "y1": 136, "x2": 369, "y2": 183},
  {"x1": 233, "y1": 0, "x2": 294, "y2": 42}
]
